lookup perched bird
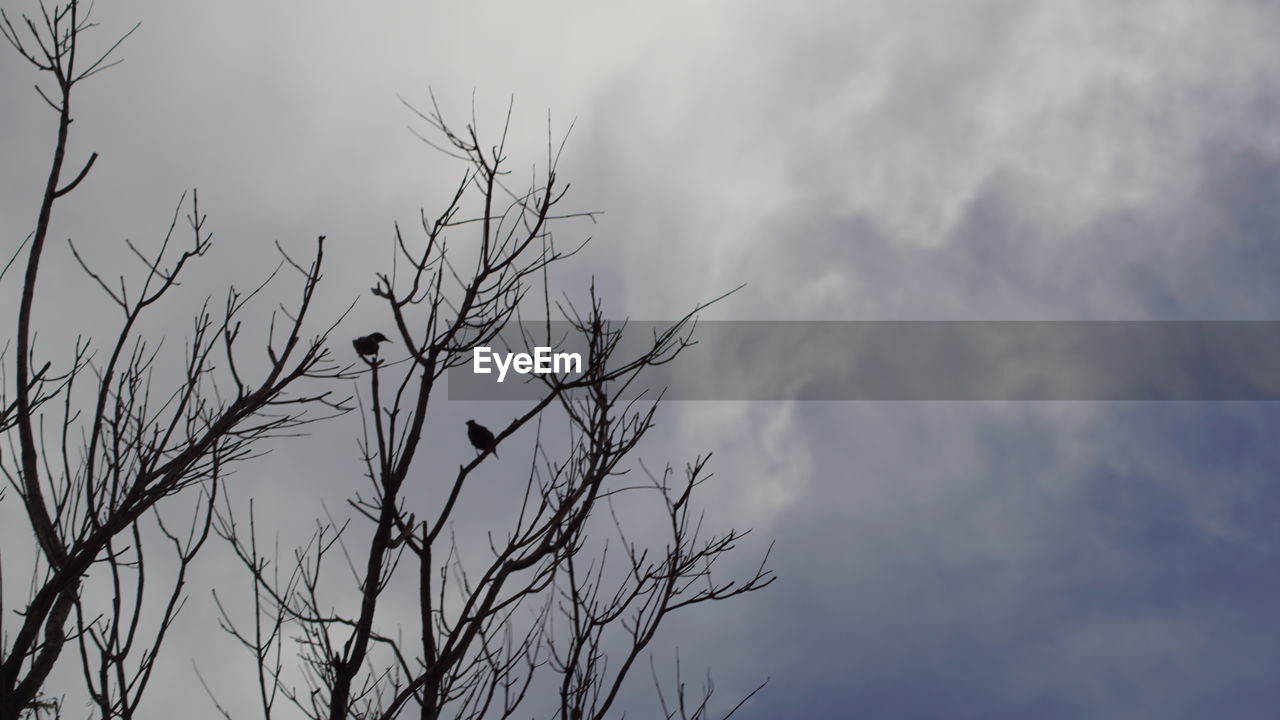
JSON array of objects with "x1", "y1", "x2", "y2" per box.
[
  {"x1": 466, "y1": 419, "x2": 498, "y2": 458},
  {"x1": 353, "y1": 332, "x2": 391, "y2": 358}
]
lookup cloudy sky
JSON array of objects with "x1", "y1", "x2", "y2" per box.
[{"x1": 5, "y1": 0, "x2": 1280, "y2": 717}]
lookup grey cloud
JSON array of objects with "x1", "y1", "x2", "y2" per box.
[{"x1": 6, "y1": 0, "x2": 1280, "y2": 717}]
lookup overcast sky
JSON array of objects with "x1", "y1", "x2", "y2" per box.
[{"x1": 5, "y1": 1, "x2": 1280, "y2": 718}]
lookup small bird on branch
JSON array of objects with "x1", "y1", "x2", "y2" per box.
[
  {"x1": 353, "y1": 332, "x2": 391, "y2": 358},
  {"x1": 466, "y1": 420, "x2": 499, "y2": 458}
]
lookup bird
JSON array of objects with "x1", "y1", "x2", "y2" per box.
[
  {"x1": 466, "y1": 419, "x2": 498, "y2": 458},
  {"x1": 353, "y1": 332, "x2": 391, "y2": 358}
]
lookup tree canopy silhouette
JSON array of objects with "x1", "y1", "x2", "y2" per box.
[{"x1": 1, "y1": 4, "x2": 774, "y2": 719}]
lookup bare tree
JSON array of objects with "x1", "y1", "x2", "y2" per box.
[
  {"x1": 2, "y1": 3, "x2": 774, "y2": 718},
  {"x1": 1, "y1": 3, "x2": 347, "y2": 718},
  {"x1": 212, "y1": 96, "x2": 774, "y2": 720}
]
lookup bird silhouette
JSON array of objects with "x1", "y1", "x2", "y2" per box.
[
  {"x1": 353, "y1": 332, "x2": 391, "y2": 358},
  {"x1": 466, "y1": 419, "x2": 498, "y2": 458}
]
